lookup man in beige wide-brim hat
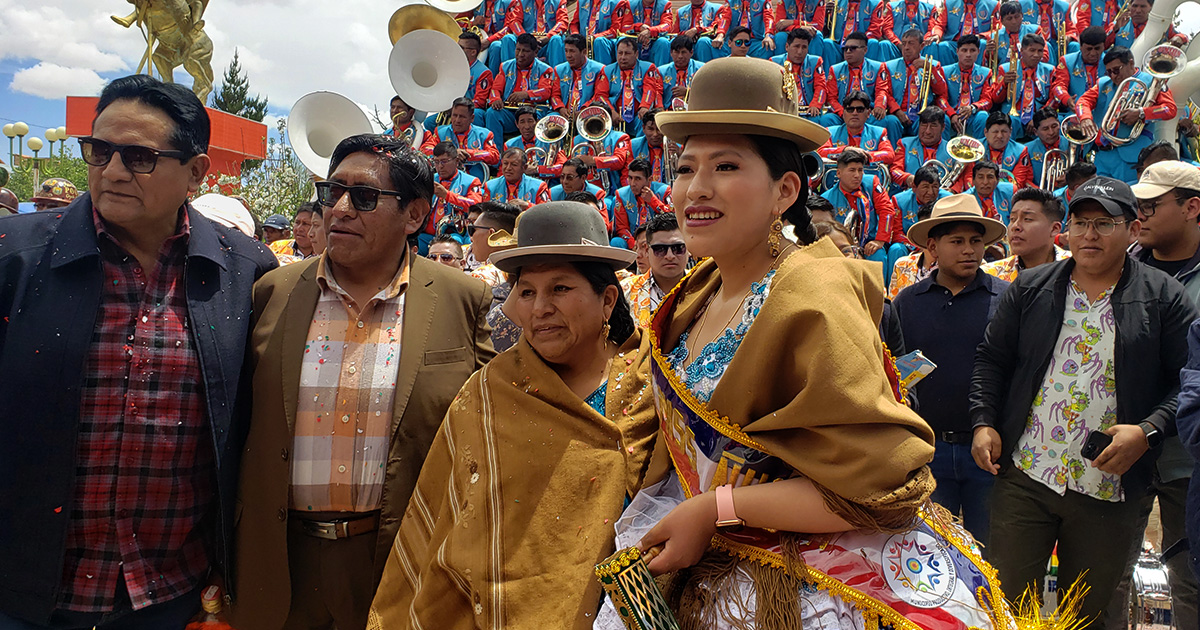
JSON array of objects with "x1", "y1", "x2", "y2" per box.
[{"x1": 906, "y1": 193, "x2": 1007, "y2": 247}]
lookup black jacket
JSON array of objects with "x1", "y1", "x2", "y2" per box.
[
  {"x1": 969, "y1": 256, "x2": 1198, "y2": 493},
  {"x1": 0, "y1": 194, "x2": 277, "y2": 623}
]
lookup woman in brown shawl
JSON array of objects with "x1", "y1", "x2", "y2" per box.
[
  {"x1": 593, "y1": 57, "x2": 1020, "y2": 630},
  {"x1": 366, "y1": 202, "x2": 661, "y2": 629}
]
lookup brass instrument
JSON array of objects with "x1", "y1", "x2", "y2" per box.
[
  {"x1": 1061, "y1": 113, "x2": 1096, "y2": 167},
  {"x1": 570, "y1": 106, "x2": 614, "y2": 191},
  {"x1": 1007, "y1": 46, "x2": 1020, "y2": 118},
  {"x1": 1040, "y1": 149, "x2": 1067, "y2": 189},
  {"x1": 1111, "y1": 0, "x2": 1134, "y2": 26},
  {"x1": 1100, "y1": 44, "x2": 1185, "y2": 146},
  {"x1": 664, "y1": 141, "x2": 680, "y2": 186},
  {"x1": 392, "y1": 113, "x2": 425, "y2": 150},
  {"x1": 1188, "y1": 101, "x2": 1200, "y2": 160},
  {"x1": 986, "y1": 24, "x2": 1001, "y2": 75},
  {"x1": 1000, "y1": 169, "x2": 1017, "y2": 185},
  {"x1": 824, "y1": 0, "x2": 839, "y2": 38},
  {"x1": 389, "y1": 4, "x2": 463, "y2": 44},
  {"x1": 917, "y1": 55, "x2": 933, "y2": 114},
  {"x1": 534, "y1": 114, "x2": 569, "y2": 166},
  {"x1": 921, "y1": 159, "x2": 952, "y2": 186},
  {"x1": 456, "y1": 17, "x2": 488, "y2": 44},
  {"x1": 527, "y1": 147, "x2": 548, "y2": 164},
  {"x1": 670, "y1": 96, "x2": 688, "y2": 111},
  {"x1": 942, "y1": 136, "x2": 986, "y2": 189}
]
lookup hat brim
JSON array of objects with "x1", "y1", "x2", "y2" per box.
[
  {"x1": 490, "y1": 244, "x2": 636, "y2": 273},
  {"x1": 906, "y1": 214, "x2": 1008, "y2": 248},
  {"x1": 1130, "y1": 181, "x2": 1174, "y2": 199},
  {"x1": 655, "y1": 110, "x2": 830, "y2": 153},
  {"x1": 1068, "y1": 195, "x2": 1131, "y2": 219}
]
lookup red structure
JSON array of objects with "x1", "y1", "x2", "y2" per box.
[{"x1": 66, "y1": 96, "x2": 268, "y2": 190}]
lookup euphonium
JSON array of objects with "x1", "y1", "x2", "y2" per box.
[
  {"x1": 1101, "y1": 44, "x2": 1185, "y2": 146},
  {"x1": 921, "y1": 159, "x2": 952, "y2": 186},
  {"x1": 534, "y1": 114, "x2": 568, "y2": 166},
  {"x1": 942, "y1": 136, "x2": 986, "y2": 188},
  {"x1": 1040, "y1": 149, "x2": 1068, "y2": 189},
  {"x1": 571, "y1": 106, "x2": 613, "y2": 191}
]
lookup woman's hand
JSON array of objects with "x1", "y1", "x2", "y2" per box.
[{"x1": 638, "y1": 492, "x2": 718, "y2": 576}]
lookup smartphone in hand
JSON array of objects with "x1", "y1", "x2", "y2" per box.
[{"x1": 1081, "y1": 430, "x2": 1113, "y2": 461}]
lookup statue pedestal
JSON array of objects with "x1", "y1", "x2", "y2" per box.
[{"x1": 65, "y1": 96, "x2": 268, "y2": 193}]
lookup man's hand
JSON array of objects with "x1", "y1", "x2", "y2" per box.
[
  {"x1": 972, "y1": 426, "x2": 1002, "y2": 474},
  {"x1": 923, "y1": 33, "x2": 937, "y2": 46},
  {"x1": 896, "y1": 111, "x2": 912, "y2": 125},
  {"x1": 639, "y1": 27, "x2": 653, "y2": 47},
  {"x1": 712, "y1": 35, "x2": 725, "y2": 48},
  {"x1": 1079, "y1": 118, "x2": 1098, "y2": 139},
  {"x1": 1116, "y1": 9, "x2": 1131, "y2": 27},
  {"x1": 1092, "y1": 424, "x2": 1150, "y2": 476},
  {"x1": 763, "y1": 36, "x2": 776, "y2": 51},
  {"x1": 1004, "y1": 67, "x2": 1017, "y2": 84},
  {"x1": 457, "y1": 148, "x2": 473, "y2": 163},
  {"x1": 872, "y1": 105, "x2": 887, "y2": 119},
  {"x1": 807, "y1": 104, "x2": 822, "y2": 117},
  {"x1": 637, "y1": 106, "x2": 650, "y2": 120},
  {"x1": 683, "y1": 27, "x2": 699, "y2": 38},
  {"x1": 525, "y1": 164, "x2": 541, "y2": 176},
  {"x1": 864, "y1": 240, "x2": 884, "y2": 256},
  {"x1": 512, "y1": 199, "x2": 533, "y2": 211},
  {"x1": 507, "y1": 90, "x2": 531, "y2": 104},
  {"x1": 434, "y1": 182, "x2": 449, "y2": 199},
  {"x1": 1119, "y1": 108, "x2": 1142, "y2": 126},
  {"x1": 672, "y1": 85, "x2": 688, "y2": 98},
  {"x1": 490, "y1": 99, "x2": 504, "y2": 111},
  {"x1": 578, "y1": 154, "x2": 597, "y2": 166},
  {"x1": 1181, "y1": 117, "x2": 1199, "y2": 137}
]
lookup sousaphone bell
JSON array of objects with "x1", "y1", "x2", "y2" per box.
[
  {"x1": 288, "y1": 91, "x2": 374, "y2": 178},
  {"x1": 389, "y1": 29, "x2": 472, "y2": 114}
]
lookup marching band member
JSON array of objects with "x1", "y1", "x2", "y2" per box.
[
  {"x1": 424, "y1": 97, "x2": 502, "y2": 183},
  {"x1": 1027, "y1": 0, "x2": 1071, "y2": 64},
  {"x1": 944, "y1": 34, "x2": 993, "y2": 139},
  {"x1": 827, "y1": 32, "x2": 889, "y2": 122},
  {"x1": 717, "y1": 0, "x2": 777, "y2": 59},
  {"x1": 965, "y1": 158, "x2": 1014, "y2": 222},
  {"x1": 820, "y1": 0, "x2": 895, "y2": 63},
  {"x1": 879, "y1": 28, "x2": 950, "y2": 141},
  {"x1": 672, "y1": 0, "x2": 730, "y2": 61},
  {"x1": 820, "y1": 148, "x2": 906, "y2": 282},
  {"x1": 556, "y1": 33, "x2": 612, "y2": 116},
  {"x1": 1076, "y1": 45, "x2": 1177, "y2": 184},
  {"x1": 426, "y1": 32, "x2": 494, "y2": 132},
  {"x1": 892, "y1": 106, "x2": 958, "y2": 188},
  {"x1": 659, "y1": 34, "x2": 704, "y2": 103},
  {"x1": 385, "y1": 95, "x2": 434, "y2": 149},
  {"x1": 565, "y1": 100, "x2": 632, "y2": 195},
  {"x1": 611, "y1": 159, "x2": 672, "y2": 247},
  {"x1": 630, "y1": 109, "x2": 674, "y2": 185},
  {"x1": 486, "y1": 34, "x2": 563, "y2": 141},
  {"x1": 964, "y1": 111, "x2": 1033, "y2": 189},
  {"x1": 893, "y1": 164, "x2": 952, "y2": 237},
  {"x1": 771, "y1": 0, "x2": 823, "y2": 52},
  {"x1": 1071, "y1": 0, "x2": 1119, "y2": 32},
  {"x1": 934, "y1": 0, "x2": 997, "y2": 65},
  {"x1": 509, "y1": 0, "x2": 571, "y2": 67},
  {"x1": 884, "y1": 0, "x2": 946, "y2": 57},
  {"x1": 982, "y1": 1, "x2": 1046, "y2": 69},
  {"x1": 1050, "y1": 25, "x2": 1107, "y2": 113},
  {"x1": 771, "y1": 27, "x2": 840, "y2": 126},
  {"x1": 817, "y1": 90, "x2": 897, "y2": 170},
  {"x1": 427, "y1": 141, "x2": 485, "y2": 251},
  {"x1": 550, "y1": 157, "x2": 611, "y2": 206},
  {"x1": 484, "y1": 0, "x2": 528, "y2": 75},
  {"x1": 725, "y1": 25, "x2": 756, "y2": 57},
  {"x1": 604, "y1": 37, "x2": 665, "y2": 137},
  {"x1": 1105, "y1": 0, "x2": 1188, "y2": 49},
  {"x1": 986, "y1": 32, "x2": 1055, "y2": 134},
  {"x1": 504, "y1": 106, "x2": 569, "y2": 177},
  {"x1": 484, "y1": 148, "x2": 553, "y2": 209},
  {"x1": 1024, "y1": 108, "x2": 1069, "y2": 189},
  {"x1": 575, "y1": 0, "x2": 634, "y2": 65},
  {"x1": 625, "y1": 0, "x2": 676, "y2": 66}
]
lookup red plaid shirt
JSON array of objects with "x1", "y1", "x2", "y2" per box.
[{"x1": 58, "y1": 208, "x2": 213, "y2": 612}]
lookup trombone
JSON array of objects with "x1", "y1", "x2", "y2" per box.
[
  {"x1": 570, "y1": 106, "x2": 613, "y2": 191},
  {"x1": 1100, "y1": 44, "x2": 1184, "y2": 146},
  {"x1": 1040, "y1": 149, "x2": 1067, "y2": 189},
  {"x1": 534, "y1": 114, "x2": 568, "y2": 166}
]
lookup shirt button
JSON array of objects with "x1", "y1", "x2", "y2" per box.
[
  {"x1": 338, "y1": 465, "x2": 347, "y2": 473},
  {"x1": 277, "y1": 508, "x2": 287, "y2": 521},
  {"x1": 281, "y1": 448, "x2": 289, "y2": 461},
  {"x1": 342, "y1": 415, "x2": 350, "y2": 423},
  {"x1": 348, "y1": 366, "x2": 357, "y2": 375},
  {"x1": 356, "y1": 321, "x2": 365, "y2": 329}
]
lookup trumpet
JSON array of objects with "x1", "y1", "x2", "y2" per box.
[
  {"x1": 570, "y1": 106, "x2": 613, "y2": 191},
  {"x1": 1040, "y1": 149, "x2": 1067, "y2": 189},
  {"x1": 942, "y1": 136, "x2": 986, "y2": 189},
  {"x1": 534, "y1": 114, "x2": 568, "y2": 166},
  {"x1": 1061, "y1": 114, "x2": 1096, "y2": 165},
  {"x1": 1111, "y1": 0, "x2": 1133, "y2": 25},
  {"x1": 1101, "y1": 44, "x2": 1185, "y2": 146},
  {"x1": 986, "y1": 24, "x2": 1001, "y2": 75},
  {"x1": 1007, "y1": 47, "x2": 1020, "y2": 118},
  {"x1": 917, "y1": 55, "x2": 933, "y2": 115},
  {"x1": 824, "y1": 0, "x2": 839, "y2": 38}
]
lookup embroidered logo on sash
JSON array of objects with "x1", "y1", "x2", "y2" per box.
[
  {"x1": 883, "y1": 531, "x2": 958, "y2": 608},
  {"x1": 1004, "y1": 155, "x2": 1015, "y2": 167}
]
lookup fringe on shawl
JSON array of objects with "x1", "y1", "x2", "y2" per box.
[{"x1": 818, "y1": 466, "x2": 938, "y2": 533}]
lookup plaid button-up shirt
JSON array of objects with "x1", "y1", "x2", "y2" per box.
[{"x1": 60, "y1": 208, "x2": 213, "y2": 612}]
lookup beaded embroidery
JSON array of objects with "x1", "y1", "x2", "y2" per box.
[{"x1": 585, "y1": 381, "x2": 608, "y2": 416}]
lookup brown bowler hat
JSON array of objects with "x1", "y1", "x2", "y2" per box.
[
  {"x1": 654, "y1": 57, "x2": 831, "y2": 152},
  {"x1": 489, "y1": 201, "x2": 636, "y2": 273},
  {"x1": 906, "y1": 194, "x2": 1007, "y2": 246}
]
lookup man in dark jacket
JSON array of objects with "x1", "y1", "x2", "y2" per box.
[
  {"x1": 0, "y1": 75, "x2": 277, "y2": 629},
  {"x1": 969, "y1": 177, "x2": 1197, "y2": 628}
]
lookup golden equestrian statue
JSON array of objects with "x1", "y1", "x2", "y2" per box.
[{"x1": 112, "y1": 0, "x2": 215, "y2": 102}]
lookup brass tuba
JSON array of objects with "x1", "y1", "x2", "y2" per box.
[
  {"x1": 571, "y1": 106, "x2": 614, "y2": 191},
  {"x1": 1100, "y1": 44, "x2": 1185, "y2": 146},
  {"x1": 1040, "y1": 149, "x2": 1068, "y2": 189},
  {"x1": 942, "y1": 136, "x2": 986, "y2": 189},
  {"x1": 534, "y1": 114, "x2": 569, "y2": 166}
]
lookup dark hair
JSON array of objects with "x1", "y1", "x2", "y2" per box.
[
  {"x1": 748, "y1": 135, "x2": 815, "y2": 242},
  {"x1": 671, "y1": 34, "x2": 696, "y2": 51},
  {"x1": 451, "y1": 96, "x2": 475, "y2": 113},
  {"x1": 516, "y1": 33, "x2": 540, "y2": 50},
  {"x1": 479, "y1": 202, "x2": 520, "y2": 231},
  {"x1": 929, "y1": 220, "x2": 987, "y2": 240},
  {"x1": 565, "y1": 190, "x2": 600, "y2": 206},
  {"x1": 1021, "y1": 33, "x2": 1045, "y2": 49},
  {"x1": 645, "y1": 211, "x2": 680, "y2": 239},
  {"x1": 1105, "y1": 46, "x2": 1134, "y2": 66},
  {"x1": 512, "y1": 261, "x2": 636, "y2": 344},
  {"x1": 787, "y1": 28, "x2": 813, "y2": 44},
  {"x1": 294, "y1": 201, "x2": 318, "y2": 221},
  {"x1": 1031, "y1": 108, "x2": 1057, "y2": 129},
  {"x1": 616, "y1": 37, "x2": 639, "y2": 52},
  {"x1": 633, "y1": 223, "x2": 649, "y2": 241},
  {"x1": 913, "y1": 165, "x2": 940, "y2": 188},
  {"x1": 998, "y1": 1, "x2": 1022, "y2": 18},
  {"x1": 901, "y1": 27, "x2": 923, "y2": 42},
  {"x1": 96, "y1": 74, "x2": 209, "y2": 158},
  {"x1": 390, "y1": 95, "x2": 404, "y2": 105},
  {"x1": 973, "y1": 159, "x2": 1000, "y2": 177},
  {"x1": 728, "y1": 26, "x2": 753, "y2": 41},
  {"x1": 837, "y1": 148, "x2": 868, "y2": 166},
  {"x1": 563, "y1": 156, "x2": 590, "y2": 177},
  {"x1": 502, "y1": 147, "x2": 527, "y2": 164},
  {"x1": 845, "y1": 31, "x2": 868, "y2": 46},
  {"x1": 1065, "y1": 162, "x2": 1097, "y2": 186},
  {"x1": 957, "y1": 34, "x2": 980, "y2": 48},
  {"x1": 842, "y1": 89, "x2": 871, "y2": 109},
  {"x1": 432, "y1": 140, "x2": 458, "y2": 158},
  {"x1": 813, "y1": 219, "x2": 854, "y2": 242},
  {"x1": 985, "y1": 110, "x2": 1011, "y2": 130},
  {"x1": 459, "y1": 30, "x2": 483, "y2": 47},
  {"x1": 430, "y1": 235, "x2": 464, "y2": 254},
  {"x1": 641, "y1": 108, "x2": 662, "y2": 125},
  {"x1": 1012, "y1": 186, "x2": 1065, "y2": 221},
  {"x1": 515, "y1": 106, "x2": 538, "y2": 123},
  {"x1": 627, "y1": 158, "x2": 652, "y2": 177},
  {"x1": 328, "y1": 134, "x2": 435, "y2": 206},
  {"x1": 1174, "y1": 187, "x2": 1200, "y2": 202},
  {"x1": 1137, "y1": 140, "x2": 1178, "y2": 169},
  {"x1": 918, "y1": 107, "x2": 945, "y2": 126},
  {"x1": 1080, "y1": 25, "x2": 1106, "y2": 46},
  {"x1": 807, "y1": 194, "x2": 835, "y2": 213},
  {"x1": 565, "y1": 33, "x2": 588, "y2": 51}
]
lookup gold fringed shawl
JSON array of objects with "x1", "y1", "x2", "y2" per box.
[
  {"x1": 645, "y1": 238, "x2": 937, "y2": 531},
  {"x1": 367, "y1": 330, "x2": 660, "y2": 630}
]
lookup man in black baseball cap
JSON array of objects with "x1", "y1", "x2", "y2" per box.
[
  {"x1": 261, "y1": 213, "x2": 292, "y2": 244},
  {"x1": 971, "y1": 174, "x2": 1199, "y2": 627}
]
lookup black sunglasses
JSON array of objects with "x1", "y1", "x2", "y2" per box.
[
  {"x1": 427, "y1": 252, "x2": 460, "y2": 262},
  {"x1": 78, "y1": 137, "x2": 191, "y2": 174},
  {"x1": 732, "y1": 39, "x2": 751, "y2": 46},
  {"x1": 467, "y1": 224, "x2": 493, "y2": 235},
  {"x1": 649, "y1": 243, "x2": 687, "y2": 256},
  {"x1": 844, "y1": 106, "x2": 868, "y2": 113},
  {"x1": 842, "y1": 44, "x2": 864, "y2": 51},
  {"x1": 314, "y1": 181, "x2": 406, "y2": 212}
]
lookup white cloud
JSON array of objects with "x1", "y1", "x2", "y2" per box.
[{"x1": 10, "y1": 63, "x2": 106, "y2": 99}]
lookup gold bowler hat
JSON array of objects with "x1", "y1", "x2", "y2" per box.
[
  {"x1": 654, "y1": 57, "x2": 830, "y2": 152},
  {"x1": 906, "y1": 193, "x2": 1007, "y2": 246}
]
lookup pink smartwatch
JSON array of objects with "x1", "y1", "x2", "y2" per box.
[{"x1": 714, "y1": 484, "x2": 745, "y2": 532}]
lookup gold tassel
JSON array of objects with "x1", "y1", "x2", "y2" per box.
[{"x1": 1011, "y1": 576, "x2": 1090, "y2": 630}]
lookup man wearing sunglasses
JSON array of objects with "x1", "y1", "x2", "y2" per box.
[
  {"x1": 426, "y1": 236, "x2": 467, "y2": 270},
  {"x1": 816, "y1": 90, "x2": 897, "y2": 170},
  {"x1": 827, "y1": 32, "x2": 887, "y2": 121},
  {"x1": 622, "y1": 212, "x2": 689, "y2": 326},
  {"x1": 972, "y1": 176, "x2": 1198, "y2": 629},
  {"x1": 230, "y1": 133, "x2": 495, "y2": 630},
  {"x1": 724, "y1": 26, "x2": 755, "y2": 58},
  {"x1": 0, "y1": 74, "x2": 279, "y2": 629}
]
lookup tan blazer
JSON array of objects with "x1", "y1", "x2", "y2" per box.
[{"x1": 228, "y1": 255, "x2": 495, "y2": 630}]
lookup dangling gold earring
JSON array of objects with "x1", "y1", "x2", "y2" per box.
[
  {"x1": 601, "y1": 320, "x2": 611, "y2": 343},
  {"x1": 768, "y1": 217, "x2": 784, "y2": 257}
]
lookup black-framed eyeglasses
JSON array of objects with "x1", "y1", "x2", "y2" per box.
[
  {"x1": 314, "y1": 181, "x2": 406, "y2": 212},
  {"x1": 732, "y1": 39, "x2": 751, "y2": 46},
  {"x1": 467, "y1": 224, "x2": 494, "y2": 235},
  {"x1": 78, "y1": 137, "x2": 191, "y2": 174},
  {"x1": 1137, "y1": 194, "x2": 1188, "y2": 218},
  {"x1": 427, "y1": 253, "x2": 461, "y2": 262},
  {"x1": 844, "y1": 106, "x2": 867, "y2": 113},
  {"x1": 649, "y1": 243, "x2": 687, "y2": 257},
  {"x1": 1067, "y1": 217, "x2": 1126, "y2": 236}
]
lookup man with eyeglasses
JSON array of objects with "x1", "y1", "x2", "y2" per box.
[
  {"x1": 550, "y1": 157, "x2": 608, "y2": 205},
  {"x1": 467, "y1": 202, "x2": 521, "y2": 287},
  {"x1": 827, "y1": 32, "x2": 887, "y2": 123},
  {"x1": 622, "y1": 212, "x2": 689, "y2": 326},
  {"x1": 427, "y1": 236, "x2": 467, "y2": 270},
  {"x1": 971, "y1": 176, "x2": 1198, "y2": 630},
  {"x1": 230, "y1": 134, "x2": 495, "y2": 630},
  {"x1": 484, "y1": 148, "x2": 552, "y2": 211},
  {"x1": 0, "y1": 74, "x2": 279, "y2": 629},
  {"x1": 611, "y1": 159, "x2": 670, "y2": 249},
  {"x1": 715, "y1": 0, "x2": 775, "y2": 61},
  {"x1": 427, "y1": 141, "x2": 484, "y2": 253},
  {"x1": 423, "y1": 97, "x2": 501, "y2": 184},
  {"x1": 563, "y1": 100, "x2": 632, "y2": 197},
  {"x1": 725, "y1": 26, "x2": 755, "y2": 58}
]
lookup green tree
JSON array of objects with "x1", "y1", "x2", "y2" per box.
[
  {"x1": 199, "y1": 118, "x2": 314, "y2": 221},
  {"x1": 210, "y1": 49, "x2": 269, "y2": 122},
  {"x1": 5, "y1": 152, "x2": 89, "y2": 203}
]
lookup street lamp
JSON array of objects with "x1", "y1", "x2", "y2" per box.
[
  {"x1": 2, "y1": 124, "x2": 15, "y2": 165},
  {"x1": 12, "y1": 122, "x2": 28, "y2": 167},
  {"x1": 44, "y1": 128, "x2": 57, "y2": 160},
  {"x1": 56, "y1": 127, "x2": 68, "y2": 160},
  {"x1": 27, "y1": 137, "x2": 43, "y2": 160}
]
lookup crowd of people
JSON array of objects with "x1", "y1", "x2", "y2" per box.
[{"x1": 4, "y1": 0, "x2": 1200, "y2": 626}]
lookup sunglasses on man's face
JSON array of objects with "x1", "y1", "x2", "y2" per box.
[
  {"x1": 314, "y1": 181, "x2": 407, "y2": 212},
  {"x1": 78, "y1": 137, "x2": 191, "y2": 174},
  {"x1": 844, "y1": 106, "x2": 867, "y2": 113},
  {"x1": 427, "y1": 253, "x2": 460, "y2": 262},
  {"x1": 467, "y1": 224, "x2": 494, "y2": 235},
  {"x1": 842, "y1": 44, "x2": 864, "y2": 51},
  {"x1": 732, "y1": 39, "x2": 751, "y2": 46},
  {"x1": 649, "y1": 243, "x2": 687, "y2": 257}
]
